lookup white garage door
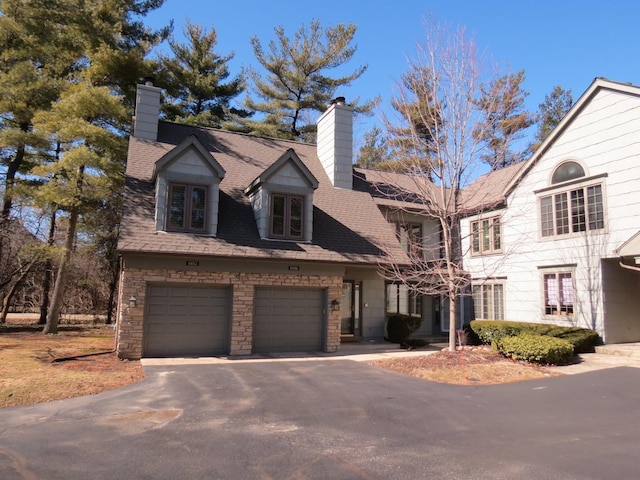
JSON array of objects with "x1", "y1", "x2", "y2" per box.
[
  {"x1": 253, "y1": 287, "x2": 325, "y2": 353},
  {"x1": 143, "y1": 284, "x2": 230, "y2": 357}
]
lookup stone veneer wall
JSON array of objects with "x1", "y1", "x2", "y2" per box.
[{"x1": 116, "y1": 266, "x2": 343, "y2": 359}]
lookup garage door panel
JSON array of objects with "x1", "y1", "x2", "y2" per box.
[
  {"x1": 253, "y1": 287, "x2": 324, "y2": 353},
  {"x1": 144, "y1": 285, "x2": 230, "y2": 357}
]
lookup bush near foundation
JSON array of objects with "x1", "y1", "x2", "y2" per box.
[
  {"x1": 386, "y1": 314, "x2": 422, "y2": 345},
  {"x1": 469, "y1": 320, "x2": 600, "y2": 353},
  {"x1": 493, "y1": 334, "x2": 574, "y2": 365}
]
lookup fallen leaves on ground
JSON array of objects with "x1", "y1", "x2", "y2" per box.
[
  {"x1": 366, "y1": 348, "x2": 561, "y2": 385},
  {"x1": 0, "y1": 327, "x2": 144, "y2": 408}
]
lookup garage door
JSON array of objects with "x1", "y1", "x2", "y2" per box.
[
  {"x1": 253, "y1": 288, "x2": 325, "y2": 353},
  {"x1": 143, "y1": 284, "x2": 230, "y2": 357}
]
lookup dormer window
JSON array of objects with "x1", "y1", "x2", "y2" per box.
[
  {"x1": 245, "y1": 148, "x2": 318, "y2": 243},
  {"x1": 270, "y1": 194, "x2": 304, "y2": 240},
  {"x1": 167, "y1": 183, "x2": 208, "y2": 232},
  {"x1": 152, "y1": 135, "x2": 225, "y2": 236}
]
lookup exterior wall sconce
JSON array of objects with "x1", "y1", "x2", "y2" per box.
[
  {"x1": 128, "y1": 295, "x2": 137, "y2": 308},
  {"x1": 331, "y1": 299, "x2": 340, "y2": 311}
]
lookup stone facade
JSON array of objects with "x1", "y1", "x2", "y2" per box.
[{"x1": 116, "y1": 265, "x2": 343, "y2": 359}]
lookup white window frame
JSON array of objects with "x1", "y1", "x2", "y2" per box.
[
  {"x1": 471, "y1": 281, "x2": 505, "y2": 320},
  {"x1": 536, "y1": 172, "x2": 607, "y2": 240},
  {"x1": 470, "y1": 216, "x2": 502, "y2": 256},
  {"x1": 540, "y1": 266, "x2": 576, "y2": 319}
]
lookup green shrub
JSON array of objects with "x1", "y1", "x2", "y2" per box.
[
  {"x1": 553, "y1": 328, "x2": 600, "y2": 353},
  {"x1": 386, "y1": 314, "x2": 422, "y2": 344},
  {"x1": 469, "y1": 320, "x2": 600, "y2": 353},
  {"x1": 469, "y1": 320, "x2": 526, "y2": 344},
  {"x1": 493, "y1": 334, "x2": 574, "y2": 365}
]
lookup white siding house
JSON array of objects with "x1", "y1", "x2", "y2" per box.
[{"x1": 461, "y1": 78, "x2": 640, "y2": 344}]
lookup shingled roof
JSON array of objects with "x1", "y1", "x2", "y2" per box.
[{"x1": 118, "y1": 121, "x2": 408, "y2": 266}]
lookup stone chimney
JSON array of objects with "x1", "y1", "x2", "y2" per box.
[
  {"x1": 133, "y1": 79, "x2": 161, "y2": 141},
  {"x1": 317, "y1": 97, "x2": 353, "y2": 189}
]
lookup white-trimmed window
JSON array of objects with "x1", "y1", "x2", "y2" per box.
[
  {"x1": 543, "y1": 271, "x2": 574, "y2": 317},
  {"x1": 167, "y1": 183, "x2": 208, "y2": 233},
  {"x1": 539, "y1": 161, "x2": 605, "y2": 238},
  {"x1": 386, "y1": 283, "x2": 421, "y2": 318},
  {"x1": 471, "y1": 282, "x2": 504, "y2": 320},
  {"x1": 540, "y1": 185, "x2": 604, "y2": 237},
  {"x1": 471, "y1": 217, "x2": 502, "y2": 255}
]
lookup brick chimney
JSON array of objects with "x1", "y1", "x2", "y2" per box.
[
  {"x1": 133, "y1": 80, "x2": 161, "y2": 141},
  {"x1": 317, "y1": 97, "x2": 353, "y2": 189}
]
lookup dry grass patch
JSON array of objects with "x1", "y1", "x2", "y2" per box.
[
  {"x1": 0, "y1": 327, "x2": 144, "y2": 408},
  {"x1": 366, "y1": 348, "x2": 561, "y2": 385}
]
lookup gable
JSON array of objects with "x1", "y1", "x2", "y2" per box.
[
  {"x1": 505, "y1": 78, "x2": 640, "y2": 197},
  {"x1": 153, "y1": 134, "x2": 225, "y2": 181}
]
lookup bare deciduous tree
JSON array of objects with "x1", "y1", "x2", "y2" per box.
[{"x1": 380, "y1": 18, "x2": 509, "y2": 351}]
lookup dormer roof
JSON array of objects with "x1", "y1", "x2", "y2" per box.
[
  {"x1": 152, "y1": 134, "x2": 226, "y2": 180},
  {"x1": 244, "y1": 148, "x2": 319, "y2": 196}
]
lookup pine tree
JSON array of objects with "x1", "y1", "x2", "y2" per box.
[
  {"x1": 356, "y1": 127, "x2": 390, "y2": 169},
  {"x1": 239, "y1": 19, "x2": 378, "y2": 142},
  {"x1": 31, "y1": 83, "x2": 128, "y2": 334},
  {"x1": 474, "y1": 70, "x2": 534, "y2": 170},
  {"x1": 529, "y1": 85, "x2": 573, "y2": 153},
  {"x1": 387, "y1": 68, "x2": 442, "y2": 178},
  {"x1": 159, "y1": 21, "x2": 248, "y2": 127}
]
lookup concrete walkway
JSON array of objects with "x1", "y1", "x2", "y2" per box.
[{"x1": 142, "y1": 339, "x2": 640, "y2": 375}]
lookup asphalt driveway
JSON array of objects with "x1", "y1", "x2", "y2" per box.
[{"x1": 1, "y1": 360, "x2": 640, "y2": 479}]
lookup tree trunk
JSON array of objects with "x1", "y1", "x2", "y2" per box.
[
  {"x1": 38, "y1": 209, "x2": 57, "y2": 325},
  {"x1": 448, "y1": 294, "x2": 458, "y2": 352},
  {"x1": 0, "y1": 267, "x2": 30, "y2": 324},
  {"x1": 43, "y1": 206, "x2": 79, "y2": 334},
  {"x1": 1, "y1": 143, "x2": 25, "y2": 219}
]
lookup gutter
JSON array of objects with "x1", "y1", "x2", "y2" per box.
[{"x1": 618, "y1": 260, "x2": 640, "y2": 273}]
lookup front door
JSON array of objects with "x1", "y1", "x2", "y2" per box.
[{"x1": 341, "y1": 281, "x2": 362, "y2": 337}]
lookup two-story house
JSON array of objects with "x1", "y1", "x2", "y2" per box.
[
  {"x1": 116, "y1": 77, "x2": 640, "y2": 359},
  {"x1": 461, "y1": 78, "x2": 640, "y2": 344},
  {"x1": 116, "y1": 83, "x2": 449, "y2": 359}
]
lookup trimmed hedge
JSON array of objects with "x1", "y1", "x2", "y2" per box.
[
  {"x1": 493, "y1": 334, "x2": 574, "y2": 365},
  {"x1": 386, "y1": 314, "x2": 422, "y2": 344},
  {"x1": 469, "y1": 320, "x2": 600, "y2": 353}
]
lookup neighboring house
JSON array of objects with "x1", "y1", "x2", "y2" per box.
[
  {"x1": 116, "y1": 77, "x2": 640, "y2": 360},
  {"x1": 461, "y1": 78, "x2": 640, "y2": 344}
]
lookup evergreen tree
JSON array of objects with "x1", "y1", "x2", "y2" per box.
[
  {"x1": 474, "y1": 70, "x2": 534, "y2": 170},
  {"x1": 356, "y1": 127, "x2": 390, "y2": 169},
  {"x1": 31, "y1": 83, "x2": 128, "y2": 334},
  {"x1": 529, "y1": 85, "x2": 573, "y2": 153},
  {"x1": 239, "y1": 19, "x2": 378, "y2": 142},
  {"x1": 159, "y1": 21, "x2": 248, "y2": 127},
  {"x1": 387, "y1": 68, "x2": 442, "y2": 178}
]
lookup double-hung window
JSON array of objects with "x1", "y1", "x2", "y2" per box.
[
  {"x1": 167, "y1": 183, "x2": 208, "y2": 233},
  {"x1": 270, "y1": 193, "x2": 304, "y2": 240},
  {"x1": 471, "y1": 282, "x2": 504, "y2": 320},
  {"x1": 471, "y1": 217, "x2": 502, "y2": 255},
  {"x1": 543, "y1": 272, "x2": 574, "y2": 317}
]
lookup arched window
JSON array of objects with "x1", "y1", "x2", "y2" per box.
[{"x1": 551, "y1": 161, "x2": 585, "y2": 184}]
